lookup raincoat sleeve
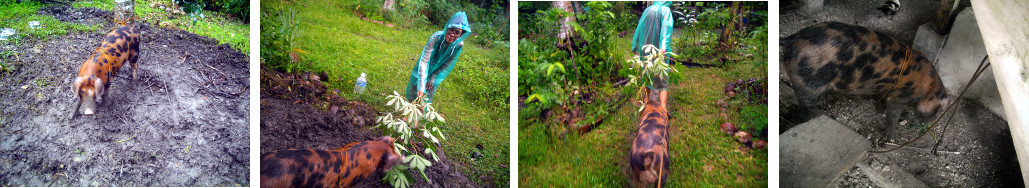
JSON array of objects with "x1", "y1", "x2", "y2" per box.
[
  {"x1": 415, "y1": 32, "x2": 443, "y2": 93},
  {"x1": 660, "y1": 6, "x2": 674, "y2": 53},
  {"x1": 431, "y1": 42, "x2": 463, "y2": 85}
]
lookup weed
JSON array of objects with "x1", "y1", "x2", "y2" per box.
[
  {"x1": 260, "y1": 3, "x2": 303, "y2": 72},
  {"x1": 737, "y1": 104, "x2": 768, "y2": 134},
  {"x1": 174, "y1": 0, "x2": 206, "y2": 25},
  {"x1": 33, "y1": 77, "x2": 50, "y2": 87}
]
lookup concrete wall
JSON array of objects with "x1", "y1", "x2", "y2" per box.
[{"x1": 913, "y1": 9, "x2": 1005, "y2": 120}]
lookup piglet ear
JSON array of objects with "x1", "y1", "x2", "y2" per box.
[
  {"x1": 378, "y1": 136, "x2": 396, "y2": 144},
  {"x1": 93, "y1": 77, "x2": 104, "y2": 103},
  {"x1": 72, "y1": 76, "x2": 86, "y2": 98}
]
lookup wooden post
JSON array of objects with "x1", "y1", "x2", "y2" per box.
[
  {"x1": 970, "y1": 0, "x2": 1029, "y2": 185},
  {"x1": 933, "y1": 0, "x2": 961, "y2": 34}
]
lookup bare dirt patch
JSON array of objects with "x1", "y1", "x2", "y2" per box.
[{"x1": 0, "y1": 6, "x2": 249, "y2": 186}]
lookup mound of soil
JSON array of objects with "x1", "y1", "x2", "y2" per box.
[
  {"x1": 0, "y1": 5, "x2": 249, "y2": 186},
  {"x1": 259, "y1": 66, "x2": 477, "y2": 188}
]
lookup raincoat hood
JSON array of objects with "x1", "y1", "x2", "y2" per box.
[{"x1": 440, "y1": 12, "x2": 472, "y2": 53}]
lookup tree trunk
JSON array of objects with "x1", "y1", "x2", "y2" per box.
[
  {"x1": 717, "y1": 2, "x2": 741, "y2": 53},
  {"x1": 382, "y1": 0, "x2": 395, "y2": 12},
  {"x1": 553, "y1": 1, "x2": 578, "y2": 50},
  {"x1": 114, "y1": 0, "x2": 134, "y2": 24}
]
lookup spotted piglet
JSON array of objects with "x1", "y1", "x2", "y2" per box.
[
  {"x1": 260, "y1": 136, "x2": 404, "y2": 188},
  {"x1": 630, "y1": 89, "x2": 669, "y2": 188},
  {"x1": 782, "y1": 21, "x2": 950, "y2": 129},
  {"x1": 72, "y1": 25, "x2": 140, "y2": 116}
]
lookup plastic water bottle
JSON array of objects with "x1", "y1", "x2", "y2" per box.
[
  {"x1": 354, "y1": 72, "x2": 367, "y2": 94},
  {"x1": 27, "y1": 21, "x2": 40, "y2": 29},
  {"x1": 0, "y1": 28, "x2": 14, "y2": 41}
]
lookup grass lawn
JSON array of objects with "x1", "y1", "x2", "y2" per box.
[
  {"x1": 0, "y1": 1, "x2": 101, "y2": 44},
  {"x1": 519, "y1": 36, "x2": 768, "y2": 187},
  {"x1": 261, "y1": 0, "x2": 510, "y2": 186},
  {"x1": 73, "y1": 0, "x2": 250, "y2": 55}
]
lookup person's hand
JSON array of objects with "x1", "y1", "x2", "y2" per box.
[{"x1": 417, "y1": 91, "x2": 424, "y2": 98}]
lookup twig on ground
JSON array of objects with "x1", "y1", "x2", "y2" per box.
[
  {"x1": 114, "y1": 134, "x2": 135, "y2": 143},
  {"x1": 881, "y1": 142, "x2": 962, "y2": 155},
  {"x1": 197, "y1": 59, "x2": 228, "y2": 80}
]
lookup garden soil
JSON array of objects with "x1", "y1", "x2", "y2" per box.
[
  {"x1": 259, "y1": 66, "x2": 477, "y2": 188},
  {"x1": 0, "y1": 6, "x2": 249, "y2": 186}
]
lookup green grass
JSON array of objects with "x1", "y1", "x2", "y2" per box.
[
  {"x1": 73, "y1": 0, "x2": 250, "y2": 55},
  {"x1": 0, "y1": 1, "x2": 101, "y2": 44},
  {"x1": 262, "y1": 0, "x2": 510, "y2": 186},
  {"x1": 519, "y1": 36, "x2": 768, "y2": 187}
]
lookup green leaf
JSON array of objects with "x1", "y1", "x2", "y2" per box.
[
  {"x1": 424, "y1": 148, "x2": 440, "y2": 162},
  {"x1": 637, "y1": 100, "x2": 646, "y2": 113},
  {"x1": 432, "y1": 127, "x2": 446, "y2": 140},
  {"x1": 526, "y1": 94, "x2": 540, "y2": 103},
  {"x1": 434, "y1": 111, "x2": 445, "y2": 123},
  {"x1": 384, "y1": 165, "x2": 410, "y2": 188},
  {"x1": 393, "y1": 142, "x2": 409, "y2": 154},
  {"x1": 404, "y1": 154, "x2": 433, "y2": 173},
  {"x1": 422, "y1": 129, "x2": 439, "y2": 144}
]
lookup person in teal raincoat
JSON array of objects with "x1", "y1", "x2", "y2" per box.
[
  {"x1": 631, "y1": 1, "x2": 673, "y2": 107},
  {"x1": 406, "y1": 12, "x2": 471, "y2": 104}
]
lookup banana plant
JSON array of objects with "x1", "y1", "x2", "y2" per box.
[{"x1": 376, "y1": 91, "x2": 448, "y2": 188}]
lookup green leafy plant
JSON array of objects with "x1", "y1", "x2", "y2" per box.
[
  {"x1": 175, "y1": 0, "x2": 206, "y2": 25},
  {"x1": 738, "y1": 104, "x2": 767, "y2": 134},
  {"x1": 376, "y1": 92, "x2": 447, "y2": 188},
  {"x1": 624, "y1": 44, "x2": 679, "y2": 111},
  {"x1": 260, "y1": 4, "x2": 305, "y2": 72},
  {"x1": 519, "y1": 39, "x2": 568, "y2": 111},
  {"x1": 207, "y1": 0, "x2": 248, "y2": 21}
]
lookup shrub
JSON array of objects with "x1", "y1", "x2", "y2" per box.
[
  {"x1": 260, "y1": 4, "x2": 306, "y2": 72},
  {"x1": 209, "y1": 0, "x2": 249, "y2": 21}
]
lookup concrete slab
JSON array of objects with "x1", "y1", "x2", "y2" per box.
[
  {"x1": 780, "y1": 115, "x2": 871, "y2": 187},
  {"x1": 916, "y1": 8, "x2": 1006, "y2": 120}
]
